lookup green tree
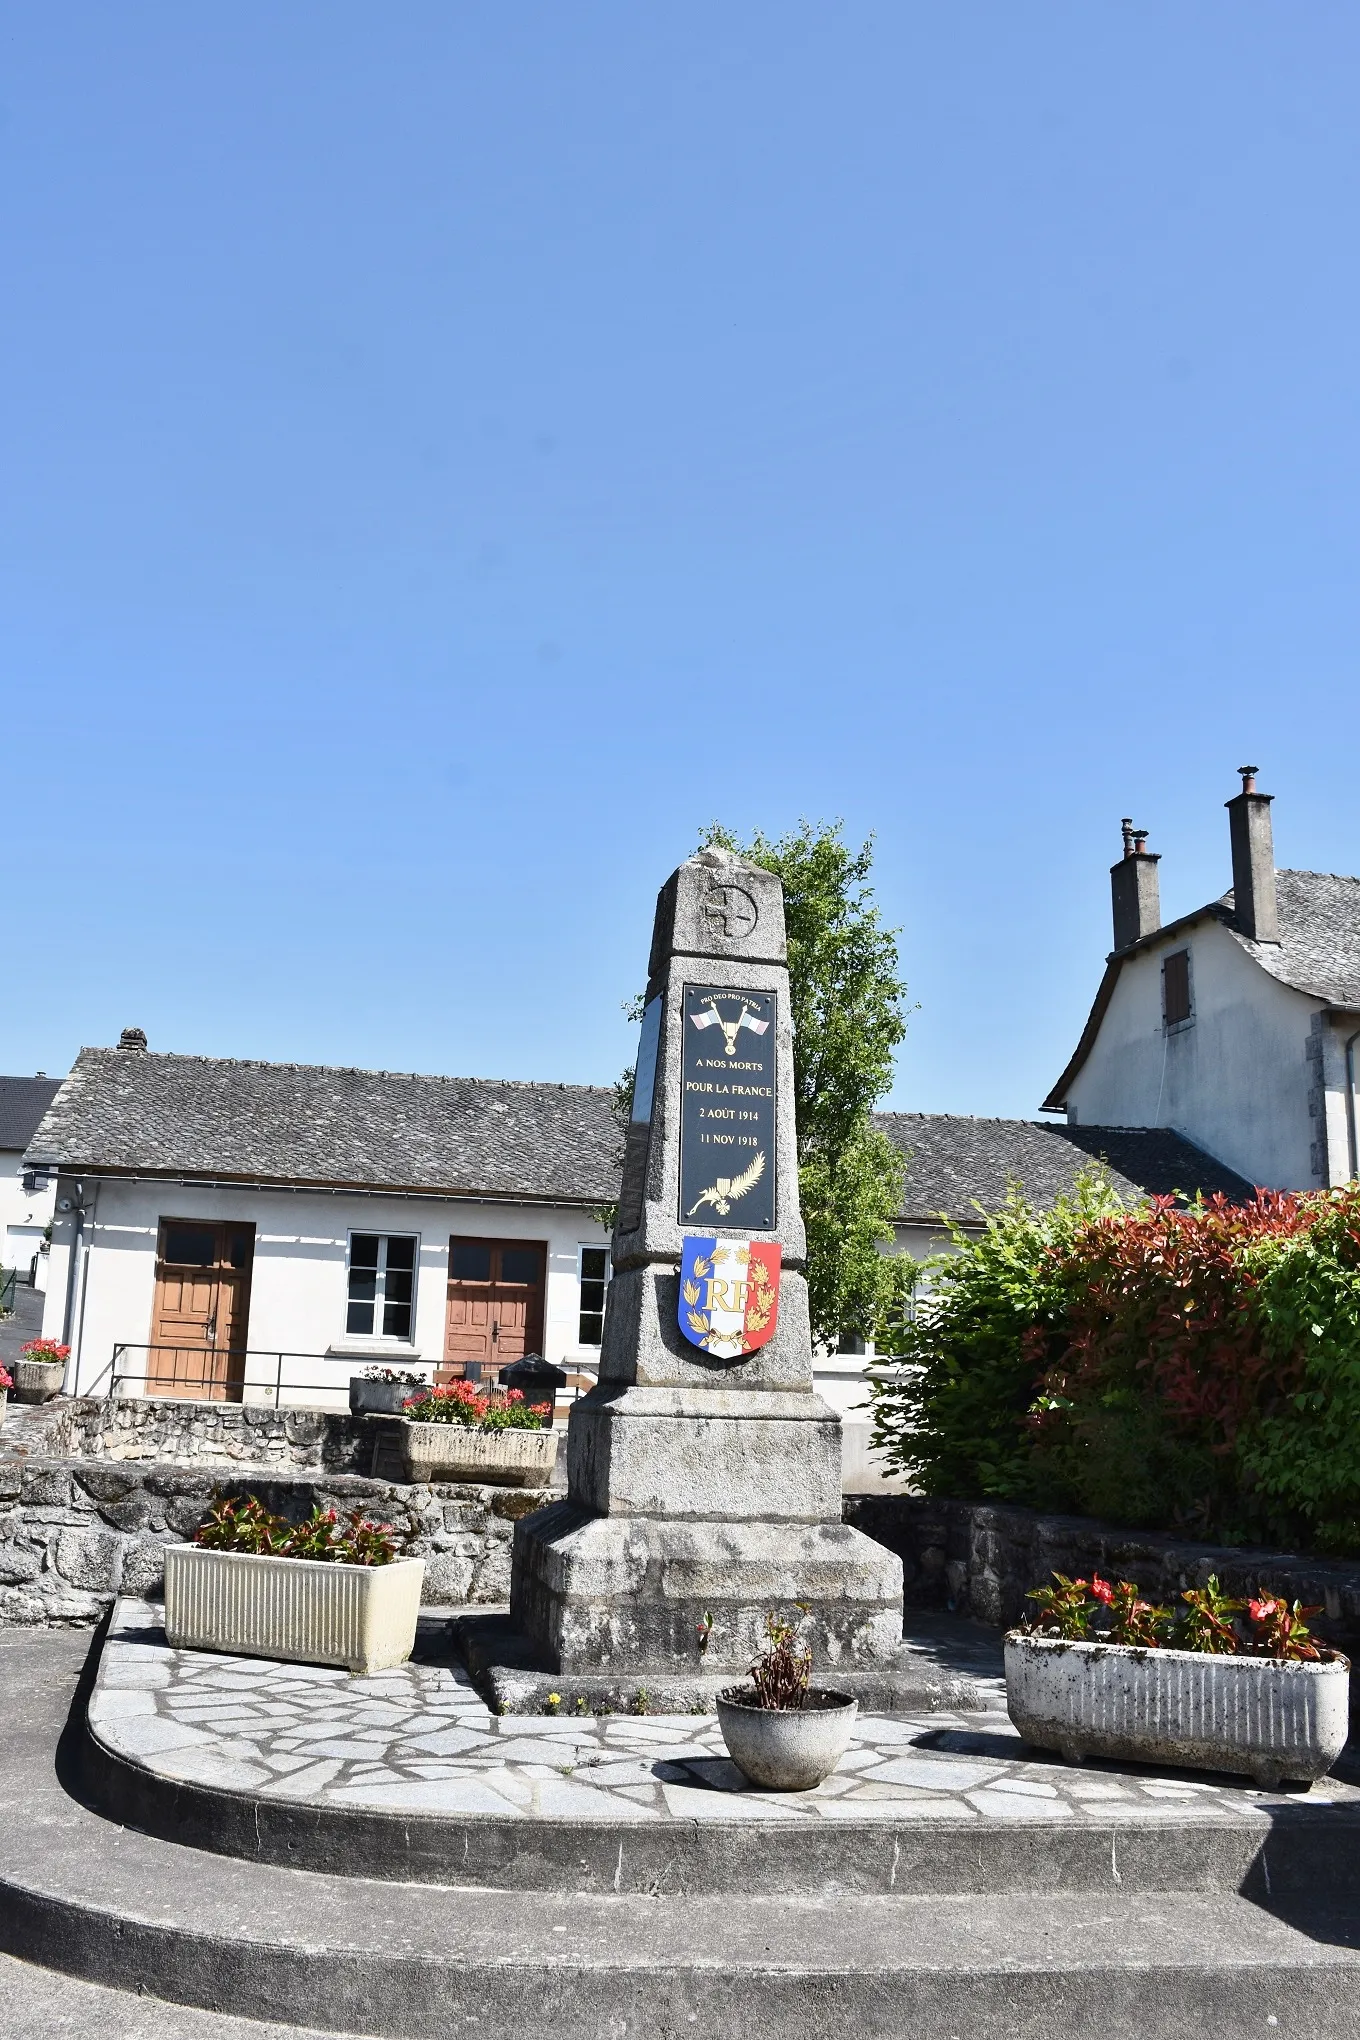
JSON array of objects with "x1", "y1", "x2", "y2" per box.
[{"x1": 698, "y1": 821, "x2": 910, "y2": 1349}]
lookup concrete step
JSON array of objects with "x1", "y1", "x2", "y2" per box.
[
  {"x1": 0, "y1": 1951, "x2": 354, "y2": 2040},
  {"x1": 4, "y1": 1631, "x2": 1360, "y2": 2036}
]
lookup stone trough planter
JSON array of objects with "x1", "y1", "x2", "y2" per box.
[
  {"x1": 164, "y1": 1545, "x2": 426, "y2": 1675},
  {"x1": 1005, "y1": 1632, "x2": 1350, "y2": 1789},
  {"x1": 396, "y1": 1420, "x2": 558, "y2": 1488},
  {"x1": 716, "y1": 1691, "x2": 858, "y2": 1790},
  {"x1": 13, "y1": 1358, "x2": 65, "y2": 1405}
]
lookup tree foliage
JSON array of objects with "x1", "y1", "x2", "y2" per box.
[{"x1": 698, "y1": 820, "x2": 909, "y2": 1348}]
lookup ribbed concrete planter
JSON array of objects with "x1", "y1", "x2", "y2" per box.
[
  {"x1": 164, "y1": 1546, "x2": 426, "y2": 1675},
  {"x1": 13, "y1": 1359, "x2": 64, "y2": 1404},
  {"x1": 398, "y1": 1421, "x2": 558, "y2": 1488},
  {"x1": 1005, "y1": 1632, "x2": 1350, "y2": 1788},
  {"x1": 717, "y1": 1691, "x2": 858, "y2": 1790}
]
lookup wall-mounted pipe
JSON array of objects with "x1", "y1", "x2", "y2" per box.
[{"x1": 1346, "y1": 1027, "x2": 1360, "y2": 1184}]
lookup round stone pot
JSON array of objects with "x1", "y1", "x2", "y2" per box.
[
  {"x1": 13, "y1": 1358, "x2": 65, "y2": 1404},
  {"x1": 349, "y1": 1378, "x2": 415, "y2": 1417},
  {"x1": 716, "y1": 1690, "x2": 858, "y2": 1791}
]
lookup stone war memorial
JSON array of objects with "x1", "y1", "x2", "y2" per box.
[{"x1": 461, "y1": 845, "x2": 912, "y2": 1710}]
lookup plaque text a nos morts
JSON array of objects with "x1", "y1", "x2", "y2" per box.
[{"x1": 678, "y1": 984, "x2": 777, "y2": 1230}]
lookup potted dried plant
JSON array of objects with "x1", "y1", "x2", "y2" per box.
[
  {"x1": 14, "y1": 1338, "x2": 69, "y2": 1403},
  {"x1": 716, "y1": 1612, "x2": 858, "y2": 1791},
  {"x1": 349, "y1": 1366, "x2": 427, "y2": 1416},
  {"x1": 393, "y1": 1381, "x2": 557, "y2": 1486},
  {"x1": 164, "y1": 1493, "x2": 425, "y2": 1675},
  {"x1": 1006, "y1": 1571, "x2": 1350, "y2": 1789}
]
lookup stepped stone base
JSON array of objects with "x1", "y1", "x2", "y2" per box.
[{"x1": 509, "y1": 1498, "x2": 904, "y2": 1675}]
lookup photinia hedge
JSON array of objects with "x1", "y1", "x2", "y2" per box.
[{"x1": 871, "y1": 1176, "x2": 1360, "y2": 1555}]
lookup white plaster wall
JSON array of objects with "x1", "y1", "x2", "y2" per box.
[
  {"x1": 46, "y1": 1177, "x2": 609, "y2": 1404},
  {"x1": 1065, "y1": 923, "x2": 1320, "y2": 1190},
  {"x1": 0, "y1": 1149, "x2": 55, "y2": 1289}
]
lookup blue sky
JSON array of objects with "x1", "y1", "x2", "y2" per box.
[{"x1": 4, "y1": 5, "x2": 1358, "y2": 1116}]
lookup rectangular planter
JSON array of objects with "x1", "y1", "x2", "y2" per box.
[
  {"x1": 1005, "y1": 1631, "x2": 1350, "y2": 1788},
  {"x1": 397, "y1": 1420, "x2": 558, "y2": 1488},
  {"x1": 164, "y1": 1546, "x2": 426, "y2": 1675}
]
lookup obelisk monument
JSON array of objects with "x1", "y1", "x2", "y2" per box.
[{"x1": 507, "y1": 847, "x2": 904, "y2": 1690}]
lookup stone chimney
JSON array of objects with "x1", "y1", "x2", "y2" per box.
[
  {"x1": 117, "y1": 1026, "x2": 148, "y2": 1052},
  {"x1": 1110, "y1": 817, "x2": 1161, "y2": 951},
  {"x1": 1225, "y1": 766, "x2": 1280, "y2": 943}
]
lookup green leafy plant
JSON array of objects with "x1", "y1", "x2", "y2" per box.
[
  {"x1": 360, "y1": 1367, "x2": 426, "y2": 1384},
  {"x1": 193, "y1": 1495, "x2": 400, "y2": 1566},
  {"x1": 1023, "y1": 1569, "x2": 1334, "y2": 1659},
  {"x1": 1174, "y1": 1576, "x2": 1244, "y2": 1655},
  {"x1": 1244, "y1": 1594, "x2": 1327, "y2": 1662}
]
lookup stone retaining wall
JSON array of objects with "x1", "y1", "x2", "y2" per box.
[
  {"x1": 15, "y1": 1397, "x2": 367, "y2": 1472},
  {"x1": 846, "y1": 1494, "x2": 1360, "y2": 1660},
  {"x1": 0, "y1": 1459, "x2": 547, "y2": 1627}
]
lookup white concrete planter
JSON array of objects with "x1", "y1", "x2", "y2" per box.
[
  {"x1": 164, "y1": 1546, "x2": 426, "y2": 1675},
  {"x1": 398, "y1": 1420, "x2": 558, "y2": 1488},
  {"x1": 1005, "y1": 1632, "x2": 1350, "y2": 1788},
  {"x1": 13, "y1": 1359, "x2": 65, "y2": 1404},
  {"x1": 717, "y1": 1690, "x2": 858, "y2": 1790}
]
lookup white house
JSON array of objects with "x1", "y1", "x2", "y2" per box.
[
  {"x1": 1042, "y1": 768, "x2": 1360, "y2": 1191},
  {"x1": 0, "y1": 1075, "x2": 62, "y2": 1292},
  {"x1": 23, "y1": 1029, "x2": 1252, "y2": 1492},
  {"x1": 28, "y1": 1033, "x2": 617, "y2": 1410}
]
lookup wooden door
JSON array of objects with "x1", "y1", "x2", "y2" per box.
[
  {"x1": 149, "y1": 1220, "x2": 255, "y2": 1400},
  {"x1": 441, "y1": 1238, "x2": 545, "y2": 1383}
]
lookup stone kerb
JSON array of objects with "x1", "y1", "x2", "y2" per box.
[{"x1": 0, "y1": 1458, "x2": 547, "y2": 1628}]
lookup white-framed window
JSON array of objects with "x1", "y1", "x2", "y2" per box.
[
  {"x1": 346, "y1": 1232, "x2": 418, "y2": 1339},
  {"x1": 578, "y1": 1244, "x2": 611, "y2": 1346}
]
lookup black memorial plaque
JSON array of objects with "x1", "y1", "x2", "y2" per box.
[{"x1": 678, "y1": 984, "x2": 777, "y2": 1231}]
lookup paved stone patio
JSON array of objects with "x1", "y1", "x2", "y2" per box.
[{"x1": 88, "y1": 1597, "x2": 1360, "y2": 1827}]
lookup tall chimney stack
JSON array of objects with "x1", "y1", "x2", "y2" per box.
[
  {"x1": 1225, "y1": 765, "x2": 1279, "y2": 943},
  {"x1": 1110, "y1": 817, "x2": 1162, "y2": 951}
]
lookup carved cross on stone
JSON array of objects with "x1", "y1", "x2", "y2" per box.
[{"x1": 701, "y1": 884, "x2": 758, "y2": 940}]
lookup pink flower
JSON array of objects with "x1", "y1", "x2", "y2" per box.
[
  {"x1": 1248, "y1": 1598, "x2": 1279, "y2": 1624},
  {"x1": 1089, "y1": 1574, "x2": 1114, "y2": 1606}
]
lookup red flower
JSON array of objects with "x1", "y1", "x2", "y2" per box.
[
  {"x1": 1089, "y1": 1574, "x2": 1114, "y2": 1606},
  {"x1": 1248, "y1": 1597, "x2": 1279, "y2": 1624}
]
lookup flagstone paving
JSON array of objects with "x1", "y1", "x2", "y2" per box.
[{"x1": 88, "y1": 1598, "x2": 1360, "y2": 1827}]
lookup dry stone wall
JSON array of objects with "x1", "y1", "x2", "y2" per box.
[
  {"x1": 19, "y1": 1396, "x2": 367, "y2": 1472},
  {"x1": 846, "y1": 1494, "x2": 1360, "y2": 1664},
  {"x1": 0, "y1": 1459, "x2": 548, "y2": 1627}
]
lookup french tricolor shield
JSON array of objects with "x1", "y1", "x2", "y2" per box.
[{"x1": 678, "y1": 1235, "x2": 781, "y2": 1360}]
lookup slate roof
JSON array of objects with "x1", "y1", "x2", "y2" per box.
[
  {"x1": 1217, "y1": 870, "x2": 1360, "y2": 1007},
  {"x1": 874, "y1": 1113, "x2": 1256, "y2": 1224},
  {"x1": 0, "y1": 1076, "x2": 63, "y2": 1154},
  {"x1": 25, "y1": 1049, "x2": 622, "y2": 1206},
  {"x1": 1044, "y1": 867, "x2": 1360, "y2": 1111},
  {"x1": 27, "y1": 1047, "x2": 1254, "y2": 1223}
]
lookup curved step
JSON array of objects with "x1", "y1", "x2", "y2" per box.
[
  {"x1": 5, "y1": 1630, "x2": 1360, "y2": 2038},
  {"x1": 82, "y1": 1599, "x2": 1360, "y2": 1900}
]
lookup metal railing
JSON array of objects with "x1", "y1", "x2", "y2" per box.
[
  {"x1": 0, "y1": 1267, "x2": 16, "y2": 1316},
  {"x1": 92, "y1": 1342, "x2": 601, "y2": 1415},
  {"x1": 97, "y1": 1344, "x2": 436, "y2": 1410}
]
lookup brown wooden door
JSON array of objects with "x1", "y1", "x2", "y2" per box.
[
  {"x1": 441, "y1": 1237, "x2": 545, "y2": 1382},
  {"x1": 149, "y1": 1220, "x2": 255, "y2": 1400}
]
